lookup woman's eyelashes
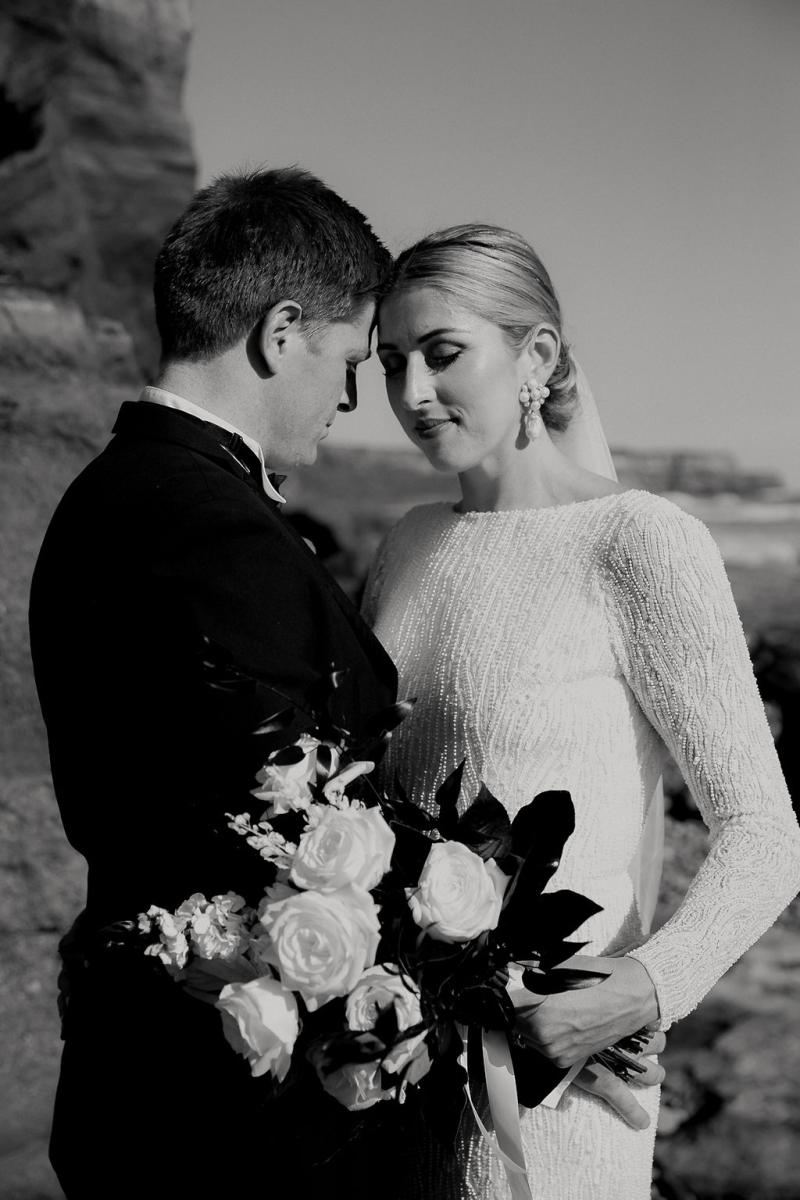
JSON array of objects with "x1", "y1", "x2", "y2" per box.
[
  {"x1": 380, "y1": 348, "x2": 463, "y2": 378},
  {"x1": 428, "y1": 350, "x2": 461, "y2": 372}
]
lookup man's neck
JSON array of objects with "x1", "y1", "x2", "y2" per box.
[{"x1": 156, "y1": 358, "x2": 256, "y2": 440}]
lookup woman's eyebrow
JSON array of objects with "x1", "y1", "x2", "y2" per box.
[{"x1": 377, "y1": 327, "x2": 468, "y2": 352}]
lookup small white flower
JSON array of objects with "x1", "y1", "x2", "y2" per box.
[
  {"x1": 252, "y1": 733, "x2": 338, "y2": 817},
  {"x1": 247, "y1": 827, "x2": 298, "y2": 869},
  {"x1": 140, "y1": 904, "x2": 190, "y2": 974}
]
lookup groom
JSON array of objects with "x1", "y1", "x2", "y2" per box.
[{"x1": 30, "y1": 168, "x2": 400, "y2": 1199}]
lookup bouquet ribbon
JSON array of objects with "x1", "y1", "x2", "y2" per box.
[{"x1": 459, "y1": 969, "x2": 587, "y2": 1199}]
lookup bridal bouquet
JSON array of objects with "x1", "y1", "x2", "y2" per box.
[{"x1": 133, "y1": 664, "x2": 610, "y2": 1135}]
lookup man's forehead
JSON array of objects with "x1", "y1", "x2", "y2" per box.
[{"x1": 346, "y1": 302, "x2": 376, "y2": 355}]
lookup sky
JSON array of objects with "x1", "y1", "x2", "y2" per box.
[{"x1": 184, "y1": 0, "x2": 800, "y2": 486}]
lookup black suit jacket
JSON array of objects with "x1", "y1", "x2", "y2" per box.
[{"x1": 30, "y1": 401, "x2": 404, "y2": 1198}]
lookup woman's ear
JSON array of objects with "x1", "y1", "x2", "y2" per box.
[
  {"x1": 255, "y1": 300, "x2": 304, "y2": 374},
  {"x1": 524, "y1": 323, "x2": 561, "y2": 380}
]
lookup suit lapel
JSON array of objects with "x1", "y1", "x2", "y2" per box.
[
  {"x1": 112, "y1": 401, "x2": 396, "y2": 692},
  {"x1": 112, "y1": 401, "x2": 277, "y2": 505}
]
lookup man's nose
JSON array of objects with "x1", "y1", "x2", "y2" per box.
[{"x1": 337, "y1": 368, "x2": 357, "y2": 413}]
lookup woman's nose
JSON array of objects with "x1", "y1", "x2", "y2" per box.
[{"x1": 402, "y1": 358, "x2": 433, "y2": 408}]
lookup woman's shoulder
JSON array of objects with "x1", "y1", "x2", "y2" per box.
[
  {"x1": 381, "y1": 501, "x2": 454, "y2": 542},
  {"x1": 601, "y1": 489, "x2": 722, "y2": 577}
]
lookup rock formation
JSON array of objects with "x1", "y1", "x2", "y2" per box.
[
  {"x1": 0, "y1": 0, "x2": 195, "y2": 370},
  {"x1": 0, "y1": 2, "x2": 196, "y2": 1195}
]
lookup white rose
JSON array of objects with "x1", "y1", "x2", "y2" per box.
[
  {"x1": 252, "y1": 734, "x2": 335, "y2": 816},
  {"x1": 290, "y1": 805, "x2": 395, "y2": 893},
  {"x1": 346, "y1": 966, "x2": 422, "y2": 1036},
  {"x1": 407, "y1": 842, "x2": 509, "y2": 943},
  {"x1": 216, "y1": 976, "x2": 299, "y2": 1081},
  {"x1": 346, "y1": 966, "x2": 431, "y2": 1086},
  {"x1": 260, "y1": 885, "x2": 380, "y2": 1011},
  {"x1": 307, "y1": 1044, "x2": 390, "y2": 1111}
]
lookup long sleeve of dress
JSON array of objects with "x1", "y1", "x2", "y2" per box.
[{"x1": 605, "y1": 500, "x2": 800, "y2": 1029}]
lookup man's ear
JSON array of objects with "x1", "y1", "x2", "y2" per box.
[{"x1": 256, "y1": 300, "x2": 304, "y2": 374}]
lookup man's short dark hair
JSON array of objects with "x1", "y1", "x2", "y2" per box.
[{"x1": 153, "y1": 167, "x2": 392, "y2": 362}]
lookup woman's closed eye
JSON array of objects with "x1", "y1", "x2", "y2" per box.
[
  {"x1": 427, "y1": 350, "x2": 461, "y2": 372},
  {"x1": 379, "y1": 347, "x2": 463, "y2": 378}
]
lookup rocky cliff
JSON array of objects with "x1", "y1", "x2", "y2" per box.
[
  {"x1": 0, "y1": 0, "x2": 195, "y2": 370},
  {"x1": 0, "y1": 2, "x2": 196, "y2": 1195}
]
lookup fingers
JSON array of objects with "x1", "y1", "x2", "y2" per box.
[
  {"x1": 573, "y1": 1062, "x2": 651, "y2": 1131},
  {"x1": 644, "y1": 1030, "x2": 666, "y2": 1056},
  {"x1": 626, "y1": 1052, "x2": 665, "y2": 1088}
]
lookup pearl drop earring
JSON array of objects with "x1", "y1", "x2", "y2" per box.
[{"x1": 519, "y1": 379, "x2": 549, "y2": 441}]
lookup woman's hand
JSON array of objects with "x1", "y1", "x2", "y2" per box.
[
  {"x1": 573, "y1": 1029, "x2": 666, "y2": 1130},
  {"x1": 515, "y1": 955, "x2": 660, "y2": 1068}
]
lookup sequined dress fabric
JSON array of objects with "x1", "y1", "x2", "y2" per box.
[{"x1": 363, "y1": 489, "x2": 800, "y2": 1200}]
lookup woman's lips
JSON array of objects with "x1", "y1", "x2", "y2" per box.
[{"x1": 414, "y1": 418, "x2": 452, "y2": 439}]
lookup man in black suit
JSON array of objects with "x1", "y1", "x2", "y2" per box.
[{"x1": 30, "y1": 168, "x2": 401, "y2": 1198}]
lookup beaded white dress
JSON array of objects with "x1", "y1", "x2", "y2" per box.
[{"x1": 362, "y1": 489, "x2": 800, "y2": 1200}]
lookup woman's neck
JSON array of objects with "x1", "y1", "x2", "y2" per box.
[{"x1": 456, "y1": 435, "x2": 623, "y2": 513}]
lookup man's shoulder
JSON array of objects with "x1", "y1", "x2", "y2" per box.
[{"x1": 59, "y1": 432, "x2": 265, "y2": 520}]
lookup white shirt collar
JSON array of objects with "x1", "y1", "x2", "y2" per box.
[{"x1": 140, "y1": 386, "x2": 285, "y2": 504}]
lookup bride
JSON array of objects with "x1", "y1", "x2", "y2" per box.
[{"x1": 362, "y1": 224, "x2": 800, "y2": 1199}]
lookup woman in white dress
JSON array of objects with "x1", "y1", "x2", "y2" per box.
[{"x1": 362, "y1": 224, "x2": 800, "y2": 1199}]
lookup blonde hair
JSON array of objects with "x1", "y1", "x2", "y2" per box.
[{"x1": 388, "y1": 224, "x2": 578, "y2": 431}]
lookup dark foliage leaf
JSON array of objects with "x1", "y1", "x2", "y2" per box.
[
  {"x1": 510, "y1": 1045, "x2": 570, "y2": 1109},
  {"x1": 251, "y1": 705, "x2": 296, "y2": 736},
  {"x1": 381, "y1": 777, "x2": 435, "y2": 832},
  {"x1": 305, "y1": 665, "x2": 350, "y2": 713},
  {"x1": 198, "y1": 634, "x2": 256, "y2": 693},
  {"x1": 452, "y1": 982, "x2": 516, "y2": 1030},
  {"x1": 310, "y1": 1030, "x2": 386, "y2": 1073},
  {"x1": 269, "y1": 744, "x2": 308, "y2": 767},
  {"x1": 521, "y1": 965, "x2": 612, "y2": 994},
  {"x1": 500, "y1": 889, "x2": 603, "y2": 957},
  {"x1": 315, "y1": 743, "x2": 335, "y2": 782},
  {"x1": 538, "y1": 940, "x2": 589, "y2": 970},
  {"x1": 500, "y1": 794, "x2": 577, "y2": 921},
  {"x1": 434, "y1": 760, "x2": 465, "y2": 839},
  {"x1": 362, "y1": 699, "x2": 417, "y2": 740},
  {"x1": 393, "y1": 773, "x2": 410, "y2": 807},
  {"x1": 387, "y1": 825, "x2": 436, "y2": 884},
  {"x1": 419, "y1": 1042, "x2": 468, "y2": 1150},
  {"x1": 511, "y1": 789, "x2": 574, "y2": 853},
  {"x1": 454, "y1": 786, "x2": 512, "y2": 861}
]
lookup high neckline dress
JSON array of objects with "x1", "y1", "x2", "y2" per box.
[{"x1": 363, "y1": 489, "x2": 800, "y2": 1200}]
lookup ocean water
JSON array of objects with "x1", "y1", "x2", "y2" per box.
[{"x1": 672, "y1": 496, "x2": 800, "y2": 568}]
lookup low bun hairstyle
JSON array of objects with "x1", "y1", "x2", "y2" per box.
[{"x1": 387, "y1": 225, "x2": 578, "y2": 432}]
